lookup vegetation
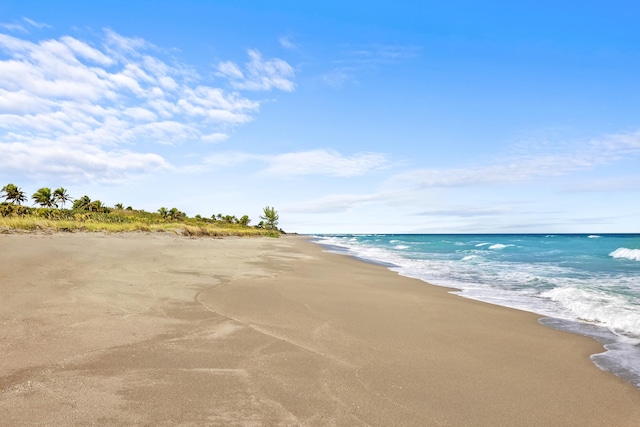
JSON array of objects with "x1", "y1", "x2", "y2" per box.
[
  {"x1": 259, "y1": 206, "x2": 280, "y2": 230},
  {"x1": 0, "y1": 183, "x2": 282, "y2": 237},
  {"x1": 1, "y1": 183, "x2": 28, "y2": 205},
  {"x1": 32, "y1": 187, "x2": 56, "y2": 208},
  {"x1": 53, "y1": 187, "x2": 72, "y2": 208}
]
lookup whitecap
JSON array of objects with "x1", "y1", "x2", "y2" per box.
[
  {"x1": 489, "y1": 243, "x2": 512, "y2": 250},
  {"x1": 542, "y1": 286, "x2": 640, "y2": 337},
  {"x1": 588, "y1": 235, "x2": 602, "y2": 239},
  {"x1": 394, "y1": 245, "x2": 410, "y2": 250},
  {"x1": 610, "y1": 248, "x2": 640, "y2": 262}
]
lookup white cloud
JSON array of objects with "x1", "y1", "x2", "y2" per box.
[
  {"x1": 0, "y1": 139, "x2": 169, "y2": 183},
  {"x1": 123, "y1": 107, "x2": 158, "y2": 122},
  {"x1": 323, "y1": 43, "x2": 421, "y2": 88},
  {"x1": 278, "y1": 36, "x2": 296, "y2": 50},
  {"x1": 347, "y1": 44, "x2": 422, "y2": 64},
  {"x1": 592, "y1": 130, "x2": 640, "y2": 158},
  {"x1": 322, "y1": 68, "x2": 354, "y2": 89},
  {"x1": 103, "y1": 28, "x2": 150, "y2": 54},
  {"x1": 190, "y1": 148, "x2": 388, "y2": 177},
  {"x1": 217, "y1": 49, "x2": 295, "y2": 92},
  {"x1": 0, "y1": 28, "x2": 293, "y2": 181},
  {"x1": 201, "y1": 132, "x2": 229, "y2": 143},
  {"x1": 0, "y1": 89, "x2": 49, "y2": 113},
  {"x1": 412, "y1": 206, "x2": 516, "y2": 217},
  {"x1": 285, "y1": 193, "x2": 383, "y2": 213},
  {"x1": 0, "y1": 17, "x2": 51, "y2": 33},
  {"x1": 566, "y1": 176, "x2": 640, "y2": 192},
  {"x1": 387, "y1": 130, "x2": 640, "y2": 191},
  {"x1": 22, "y1": 18, "x2": 51, "y2": 30},
  {"x1": 0, "y1": 22, "x2": 27, "y2": 33},
  {"x1": 217, "y1": 61, "x2": 244, "y2": 79},
  {"x1": 60, "y1": 35, "x2": 114, "y2": 66},
  {"x1": 263, "y1": 149, "x2": 388, "y2": 177}
]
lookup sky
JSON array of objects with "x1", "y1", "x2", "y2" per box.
[{"x1": 1, "y1": 1, "x2": 639, "y2": 234}]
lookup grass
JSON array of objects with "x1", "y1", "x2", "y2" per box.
[{"x1": 0, "y1": 212, "x2": 281, "y2": 237}]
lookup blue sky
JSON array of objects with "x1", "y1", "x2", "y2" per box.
[{"x1": 1, "y1": 1, "x2": 639, "y2": 233}]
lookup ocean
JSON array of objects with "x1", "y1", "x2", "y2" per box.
[{"x1": 311, "y1": 233, "x2": 640, "y2": 389}]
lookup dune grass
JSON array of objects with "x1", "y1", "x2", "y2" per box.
[{"x1": 0, "y1": 214, "x2": 280, "y2": 237}]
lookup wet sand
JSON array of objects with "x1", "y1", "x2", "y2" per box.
[{"x1": 1, "y1": 232, "x2": 639, "y2": 426}]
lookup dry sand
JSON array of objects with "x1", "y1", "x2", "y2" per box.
[{"x1": 1, "y1": 232, "x2": 639, "y2": 426}]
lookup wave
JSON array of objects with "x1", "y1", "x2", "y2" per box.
[
  {"x1": 542, "y1": 286, "x2": 640, "y2": 337},
  {"x1": 610, "y1": 248, "x2": 640, "y2": 261},
  {"x1": 312, "y1": 234, "x2": 640, "y2": 391},
  {"x1": 489, "y1": 243, "x2": 512, "y2": 250},
  {"x1": 588, "y1": 235, "x2": 602, "y2": 239}
]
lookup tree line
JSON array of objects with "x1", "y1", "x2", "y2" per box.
[{"x1": 1, "y1": 183, "x2": 280, "y2": 231}]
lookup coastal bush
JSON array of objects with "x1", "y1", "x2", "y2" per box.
[
  {"x1": 0, "y1": 183, "x2": 282, "y2": 237},
  {"x1": 0, "y1": 203, "x2": 31, "y2": 217},
  {"x1": 260, "y1": 206, "x2": 279, "y2": 230}
]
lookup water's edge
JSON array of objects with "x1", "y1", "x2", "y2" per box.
[{"x1": 310, "y1": 237, "x2": 640, "y2": 391}]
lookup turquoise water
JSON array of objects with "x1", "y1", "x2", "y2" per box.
[{"x1": 312, "y1": 234, "x2": 640, "y2": 388}]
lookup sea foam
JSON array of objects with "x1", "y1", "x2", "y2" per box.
[
  {"x1": 312, "y1": 233, "x2": 640, "y2": 391},
  {"x1": 488, "y1": 243, "x2": 511, "y2": 250},
  {"x1": 542, "y1": 287, "x2": 640, "y2": 337},
  {"x1": 610, "y1": 248, "x2": 640, "y2": 261}
]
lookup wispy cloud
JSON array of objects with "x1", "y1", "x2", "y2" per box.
[
  {"x1": 322, "y1": 67, "x2": 356, "y2": 89},
  {"x1": 0, "y1": 17, "x2": 51, "y2": 33},
  {"x1": 2, "y1": 138, "x2": 169, "y2": 183},
  {"x1": 565, "y1": 176, "x2": 640, "y2": 192},
  {"x1": 386, "y1": 130, "x2": 640, "y2": 190},
  {"x1": 191, "y1": 148, "x2": 389, "y2": 178},
  {"x1": 217, "y1": 49, "x2": 295, "y2": 91},
  {"x1": 22, "y1": 18, "x2": 51, "y2": 30},
  {"x1": 412, "y1": 206, "x2": 517, "y2": 217},
  {"x1": 262, "y1": 149, "x2": 388, "y2": 177},
  {"x1": 323, "y1": 43, "x2": 421, "y2": 88},
  {"x1": 279, "y1": 130, "x2": 640, "y2": 218},
  {"x1": 345, "y1": 44, "x2": 422, "y2": 64},
  {"x1": 285, "y1": 192, "x2": 385, "y2": 213},
  {"x1": 278, "y1": 35, "x2": 296, "y2": 50},
  {"x1": 0, "y1": 27, "x2": 295, "y2": 182}
]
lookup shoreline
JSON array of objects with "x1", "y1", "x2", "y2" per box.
[
  {"x1": 1, "y1": 232, "x2": 640, "y2": 425},
  {"x1": 310, "y1": 233, "x2": 640, "y2": 392}
]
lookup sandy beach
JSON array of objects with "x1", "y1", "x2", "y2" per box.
[{"x1": 1, "y1": 232, "x2": 639, "y2": 426}]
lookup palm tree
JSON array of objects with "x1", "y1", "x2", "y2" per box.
[
  {"x1": 88, "y1": 200, "x2": 104, "y2": 212},
  {"x1": 53, "y1": 187, "x2": 72, "y2": 208},
  {"x1": 72, "y1": 195, "x2": 92, "y2": 211},
  {"x1": 259, "y1": 206, "x2": 279, "y2": 230},
  {"x1": 168, "y1": 207, "x2": 185, "y2": 221},
  {"x1": 114, "y1": 203, "x2": 124, "y2": 210},
  {"x1": 158, "y1": 207, "x2": 169, "y2": 219},
  {"x1": 1, "y1": 183, "x2": 28, "y2": 205},
  {"x1": 32, "y1": 187, "x2": 57, "y2": 208}
]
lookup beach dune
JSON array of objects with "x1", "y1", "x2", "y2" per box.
[{"x1": 1, "y1": 232, "x2": 639, "y2": 426}]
